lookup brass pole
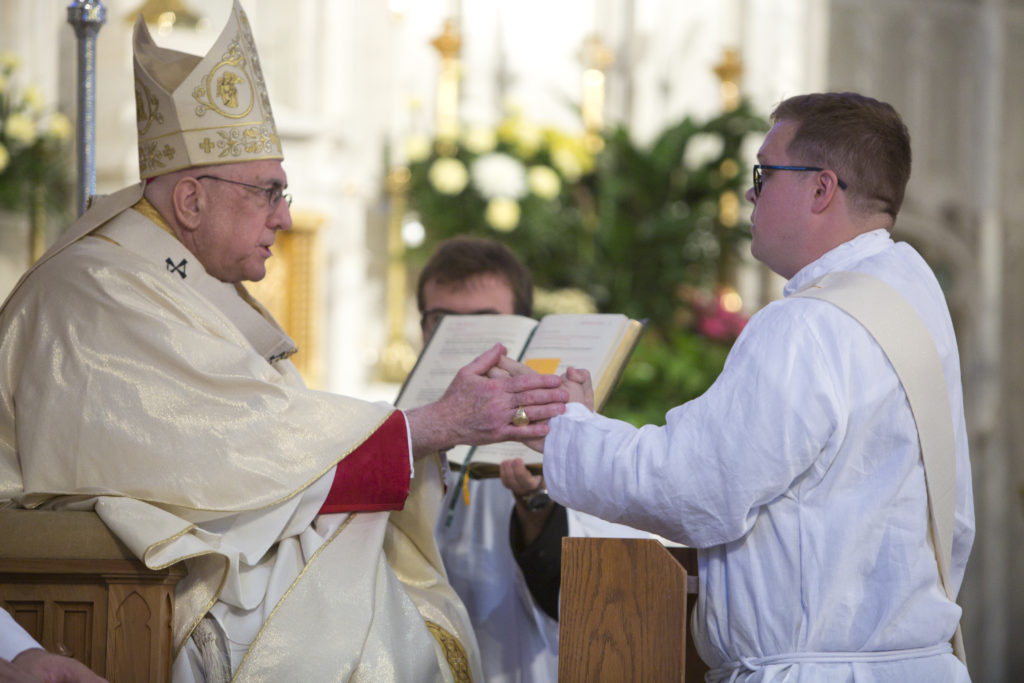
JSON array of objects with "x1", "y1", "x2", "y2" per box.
[{"x1": 376, "y1": 167, "x2": 417, "y2": 382}]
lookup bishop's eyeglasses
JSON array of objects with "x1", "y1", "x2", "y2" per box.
[
  {"x1": 196, "y1": 175, "x2": 293, "y2": 209},
  {"x1": 752, "y1": 164, "x2": 848, "y2": 198}
]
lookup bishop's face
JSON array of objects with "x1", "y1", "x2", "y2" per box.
[{"x1": 193, "y1": 160, "x2": 292, "y2": 283}]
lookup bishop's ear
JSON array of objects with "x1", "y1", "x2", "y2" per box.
[{"x1": 172, "y1": 177, "x2": 204, "y2": 231}]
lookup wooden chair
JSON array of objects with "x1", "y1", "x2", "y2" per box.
[
  {"x1": 559, "y1": 537, "x2": 708, "y2": 682},
  {"x1": 0, "y1": 509, "x2": 183, "y2": 682}
]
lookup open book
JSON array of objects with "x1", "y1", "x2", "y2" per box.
[{"x1": 394, "y1": 313, "x2": 644, "y2": 475}]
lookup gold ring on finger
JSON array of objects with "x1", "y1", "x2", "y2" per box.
[{"x1": 513, "y1": 406, "x2": 530, "y2": 426}]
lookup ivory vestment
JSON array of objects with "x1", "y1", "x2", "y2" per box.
[
  {"x1": 436, "y1": 473, "x2": 648, "y2": 682},
  {"x1": 0, "y1": 184, "x2": 481, "y2": 681},
  {"x1": 544, "y1": 230, "x2": 974, "y2": 681}
]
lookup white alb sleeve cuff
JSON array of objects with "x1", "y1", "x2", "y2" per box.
[{"x1": 0, "y1": 608, "x2": 42, "y2": 661}]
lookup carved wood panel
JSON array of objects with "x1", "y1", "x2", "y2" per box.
[{"x1": 0, "y1": 558, "x2": 183, "y2": 682}]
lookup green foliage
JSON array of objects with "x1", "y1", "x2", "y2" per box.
[
  {"x1": 590, "y1": 101, "x2": 767, "y2": 337},
  {"x1": 403, "y1": 101, "x2": 768, "y2": 425},
  {"x1": 0, "y1": 52, "x2": 73, "y2": 217},
  {"x1": 404, "y1": 113, "x2": 599, "y2": 285},
  {"x1": 603, "y1": 329, "x2": 732, "y2": 427}
]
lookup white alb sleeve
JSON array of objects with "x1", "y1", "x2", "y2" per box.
[{"x1": 0, "y1": 608, "x2": 42, "y2": 661}]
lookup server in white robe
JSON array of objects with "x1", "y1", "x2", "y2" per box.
[
  {"x1": 540, "y1": 93, "x2": 974, "y2": 681},
  {"x1": 0, "y1": 4, "x2": 567, "y2": 681},
  {"x1": 418, "y1": 237, "x2": 649, "y2": 682}
]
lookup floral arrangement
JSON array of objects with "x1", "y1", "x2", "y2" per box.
[
  {"x1": 402, "y1": 101, "x2": 768, "y2": 426},
  {"x1": 403, "y1": 106, "x2": 598, "y2": 284},
  {"x1": 0, "y1": 51, "x2": 73, "y2": 217}
]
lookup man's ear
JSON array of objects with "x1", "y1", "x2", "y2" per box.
[
  {"x1": 809, "y1": 170, "x2": 842, "y2": 214},
  {"x1": 172, "y1": 177, "x2": 203, "y2": 231}
]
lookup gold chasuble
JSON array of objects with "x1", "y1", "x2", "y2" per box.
[{"x1": 0, "y1": 185, "x2": 480, "y2": 681}]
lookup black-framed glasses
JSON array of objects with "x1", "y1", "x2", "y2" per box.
[
  {"x1": 752, "y1": 164, "x2": 848, "y2": 198},
  {"x1": 196, "y1": 175, "x2": 292, "y2": 208}
]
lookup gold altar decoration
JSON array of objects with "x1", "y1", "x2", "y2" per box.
[
  {"x1": 713, "y1": 47, "x2": 745, "y2": 284},
  {"x1": 125, "y1": 0, "x2": 203, "y2": 31},
  {"x1": 374, "y1": 16, "x2": 464, "y2": 383},
  {"x1": 430, "y1": 18, "x2": 462, "y2": 146},
  {"x1": 376, "y1": 167, "x2": 418, "y2": 382},
  {"x1": 712, "y1": 48, "x2": 743, "y2": 113},
  {"x1": 247, "y1": 209, "x2": 325, "y2": 388},
  {"x1": 579, "y1": 33, "x2": 614, "y2": 152}
]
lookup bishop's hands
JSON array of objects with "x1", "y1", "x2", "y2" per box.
[
  {"x1": 2, "y1": 649, "x2": 108, "y2": 683},
  {"x1": 487, "y1": 357, "x2": 595, "y2": 453},
  {"x1": 406, "y1": 344, "x2": 568, "y2": 459}
]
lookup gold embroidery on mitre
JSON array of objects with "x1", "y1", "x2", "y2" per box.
[
  {"x1": 139, "y1": 141, "x2": 177, "y2": 175},
  {"x1": 132, "y1": 0, "x2": 282, "y2": 179},
  {"x1": 425, "y1": 621, "x2": 472, "y2": 683},
  {"x1": 135, "y1": 80, "x2": 164, "y2": 136},
  {"x1": 215, "y1": 125, "x2": 279, "y2": 159},
  {"x1": 192, "y1": 40, "x2": 254, "y2": 119}
]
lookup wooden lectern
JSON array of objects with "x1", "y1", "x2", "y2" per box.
[
  {"x1": 0, "y1": 510, "x2": 183, "y2": 682},
  {"x1": 559, "y1": 537, "x2": 707, "y2": 682}
]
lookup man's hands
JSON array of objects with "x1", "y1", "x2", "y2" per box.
[
  {"x1": 406, "y1": 344, "x2": 568, "y2": 459},
  {"x1": 562, "y1": 366, "x2": 594, "y2": 411},
  {"x1": 2, "y1": 650, "x2": 107, "y2": 683},
  {"x1": 499, "y1": 458, "x2": 554, "y2": 545},
  {"x1": 499, "y1": 458, "x2": 545, "y2": 501}
]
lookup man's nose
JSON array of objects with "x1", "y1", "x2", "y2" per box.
[
  {"x1": 744, "y1": 186, "x2": 756, "y2": 203},
  {"x1": 271, "y1": 201, "x2": 292, "y2": 231}
]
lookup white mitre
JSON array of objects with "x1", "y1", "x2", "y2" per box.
[{"x1": 132, "y1": 0, "x2": 283, "y2": 179}]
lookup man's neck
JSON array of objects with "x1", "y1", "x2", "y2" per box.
[{"x1": 132, "y1": 196, "x2": 179, "y2": 241}]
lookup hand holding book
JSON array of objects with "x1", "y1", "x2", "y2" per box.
[
  {"x1": 405, "y1": 343, "x2": 567, "y2": 459},
  {"x1": 490, "y1": 356, "x2": 596, "y2": 453},
  {"x1": 395, "y1": 312, "x2": 643, "y2": 475}
]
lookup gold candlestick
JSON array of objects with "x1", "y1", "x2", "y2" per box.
[
  {"x1": 376, "y1": 166, "x2": 418, "y2": 383},
  {"x1": 430, "y1": 18, "x2": 462, "y2": 145},
  {"x1": 579, "y1": 32, "x2": 614, "y2": 152},
  {"x1": 712, "y1": 48, "x2": 743, "y2": 112}
]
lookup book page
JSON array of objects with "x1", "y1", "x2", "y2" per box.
[
  {"x1": 394, "y1": 314, "x2": 538, "y2": 409},
  {"x1": 520, "y1": 313, "x2": 630, "y2": 378}
]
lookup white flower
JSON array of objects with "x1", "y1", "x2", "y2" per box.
[
  {"x1": 401, "y1": 214, "x2": 426, "y2": 248},
  {"x1": 511, "y1": 121, "x2": 543, "y2": 157},
  {"x1": 527, "y1": 165, "x2": 561, "y2": 199},
  {"x1": 4, "y1": 112, "x2": 37, "y2": 146},
  {"x1": 683, "y1": 133, "x2": 724, "y2": 170},
  {"x1": 463, "y1": 126, "x2": 496, "y2": 154},
  {"x1": 0, "y1": 51, "x2": 20, "y2": 71},
  {"x1": 485, "y1": 197, "x2": 521, "y2": 232},
  {"x1": 534, "y1": 287, "x2": 597, "y2": 315},
  {"x1": 0, "y1": 143, "x2": 9, "y2": 173},
  {"x1": 471, "y1": 152, "x2": 526, "y2": 200},
  {"x1": 550, "y1": 147, "x2": 583, "y2": 182},
  {"x1": 428, "y1": 157, "x2": 468, "y2": 195},
  {"x1": 404, "y1": 133, "x2": 432, "y2": 162},
  {"x1": 22, "y1": 85, "x2": 44, "y2": 112},
  {"x1": 45, "y1": 113, "x2": 73, "y2": 142}
]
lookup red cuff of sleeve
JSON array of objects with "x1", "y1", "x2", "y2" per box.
[{"x1": 318, "y1": 411, "x2": 411, "y2": 513}]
